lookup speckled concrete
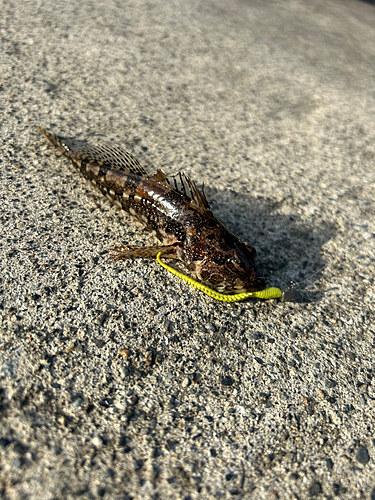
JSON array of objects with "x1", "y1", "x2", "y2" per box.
[{"x1": 1, "y1": 0, "x2": 375, "y2": 498}]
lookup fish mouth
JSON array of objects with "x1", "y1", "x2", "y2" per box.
[
  {"x1": 215, "y1": 280, "x2": 246, "y2": 294},
  {"x1": 209, "y1": 276, "x2": 266, "y2": 295},
  {"x1": 217, "y1": 285, "x2": 247, "y2": 294},
  {"x1": 216, "y1": 285, "x2": 261, "y2": 295},
  {"x1": 193, "y1": 257, "x2": 266, "y2": 294}
]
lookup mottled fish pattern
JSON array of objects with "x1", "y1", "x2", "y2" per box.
[{"x1": 37, "y1": 127, "x2": 266, "y2": 294}]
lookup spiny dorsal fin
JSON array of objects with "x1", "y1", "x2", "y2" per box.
[
  {"x1": 37, "y1": 126, "x2": 148, "y2": 177},
  {"x1": 152, "y1": 169, "x2": 173, "y2": 188},
  {"x1": 171, "y1": 171, "x2": 212, "y2": 213}
]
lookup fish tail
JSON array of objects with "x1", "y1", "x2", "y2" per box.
[{"x1": 36, "y1": 126, "x2": 71, "y2": 156}]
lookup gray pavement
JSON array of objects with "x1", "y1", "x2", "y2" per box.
[{"x1": 1, "y1": 0, "x2": 375, "y2": 498}]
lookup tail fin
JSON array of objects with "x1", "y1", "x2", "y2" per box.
[{"x1": 36, "y1": 126, "x2": 71, "y2": 156}]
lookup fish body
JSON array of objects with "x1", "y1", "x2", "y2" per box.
[{"x1": 37, "y1": 127, "x2": 266, "y2": 294}]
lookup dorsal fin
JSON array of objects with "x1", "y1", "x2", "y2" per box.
[
  {"x1": 68, "y1": 143, "x2": 148, "y2": 177},
  {"x1": 171, "y1": 171, "x2": 212, "y2": 213},
  {"x1": 37, "y1": 126, "x2": 149, "y2": 177},
  {"x1": 152, "y1": 169, "x2": 173, "y2": 188}
]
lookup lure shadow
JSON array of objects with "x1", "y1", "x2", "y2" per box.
[{"x1": 205, "y1": 187, "x2": 336, "y2": 303}]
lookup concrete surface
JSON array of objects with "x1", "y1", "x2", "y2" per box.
[{"x1": 1, "y1": 0, "x2": 375, "y2": 498}]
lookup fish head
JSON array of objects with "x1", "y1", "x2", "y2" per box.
[{"x1": 189, "y1": 228, "x2": 266, "y2": 294}]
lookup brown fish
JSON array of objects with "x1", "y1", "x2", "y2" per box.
[{"x1": 37, "y1": 127, "x2": 266, "y2": 294}]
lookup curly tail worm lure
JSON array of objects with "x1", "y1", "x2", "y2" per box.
[{"x1": 156, "y1": 252, "x2": 282, "y2": 302}]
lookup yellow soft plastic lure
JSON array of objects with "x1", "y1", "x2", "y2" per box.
[{"x1": 156, "y1": 252, "x2": 282, "y2": 302}]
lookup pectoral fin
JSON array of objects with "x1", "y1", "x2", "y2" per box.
[{"x1": 109, "y1": 244, "x2": 178, "y2": 260}]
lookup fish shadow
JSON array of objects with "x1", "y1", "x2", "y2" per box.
[{"x1": 205, "y1": 187, "x2": 336, "y2": 303}]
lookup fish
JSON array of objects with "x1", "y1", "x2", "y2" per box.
[{"x1": 37, "y1": 126, "x2": 268, "y2": 295}]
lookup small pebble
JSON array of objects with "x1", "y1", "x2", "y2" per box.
[
  {"x1": 44, "y1": 82, "x2": 57, "y2": 92},
  {"x1": 181, "y1": 377, "x2": 190, "y2": 388},
  {"x1": 128, "y1": 395, "x2": 138, "y2": 405},
  {"x1": 145, "y1": 350, "x2": 154, "y2": 366},
  {"x1": 91, "y1": 436, "x2": 103, "y2": 448},
  {"x1": 325, "y1": 378, "x2": 337, "y2": 389},
  {"x1": 23, "y1": 452, "x2": 33, "y2": 462},
  {"x1": 163, "y1": 318, "x2": 173, "y2": 331},
  {"x1": 356, "y1": 445, "x2": 370, "y2": 464},
  {"x1": 221, "y1": 376, "x2": 234, "y2": 386},
  {"x1": 57, "y1": 416, "x2": 66, "y2": 426},
  {"x1": 308, "y1": 481, "x2": 322, "y2": 497},
  {"x1": 254, "y1": 357, "x2": 265, "y2": 365},
  {"x1": 326, "y1": 458, "x2": 334, "y2": 470},
  {"x1": 358, "y1": 394, "x2": 367, "y2": 405},
  {"x1": 72, "y1": 397, "x2": 84, "y2": 409}
]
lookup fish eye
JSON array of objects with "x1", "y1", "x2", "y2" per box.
[
  {"x1": 228, "y1": 256, "x2": 240, "y2": 265},
  {"x1": 225, "y1": 256, "x2": 240, "y2": 272}
]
